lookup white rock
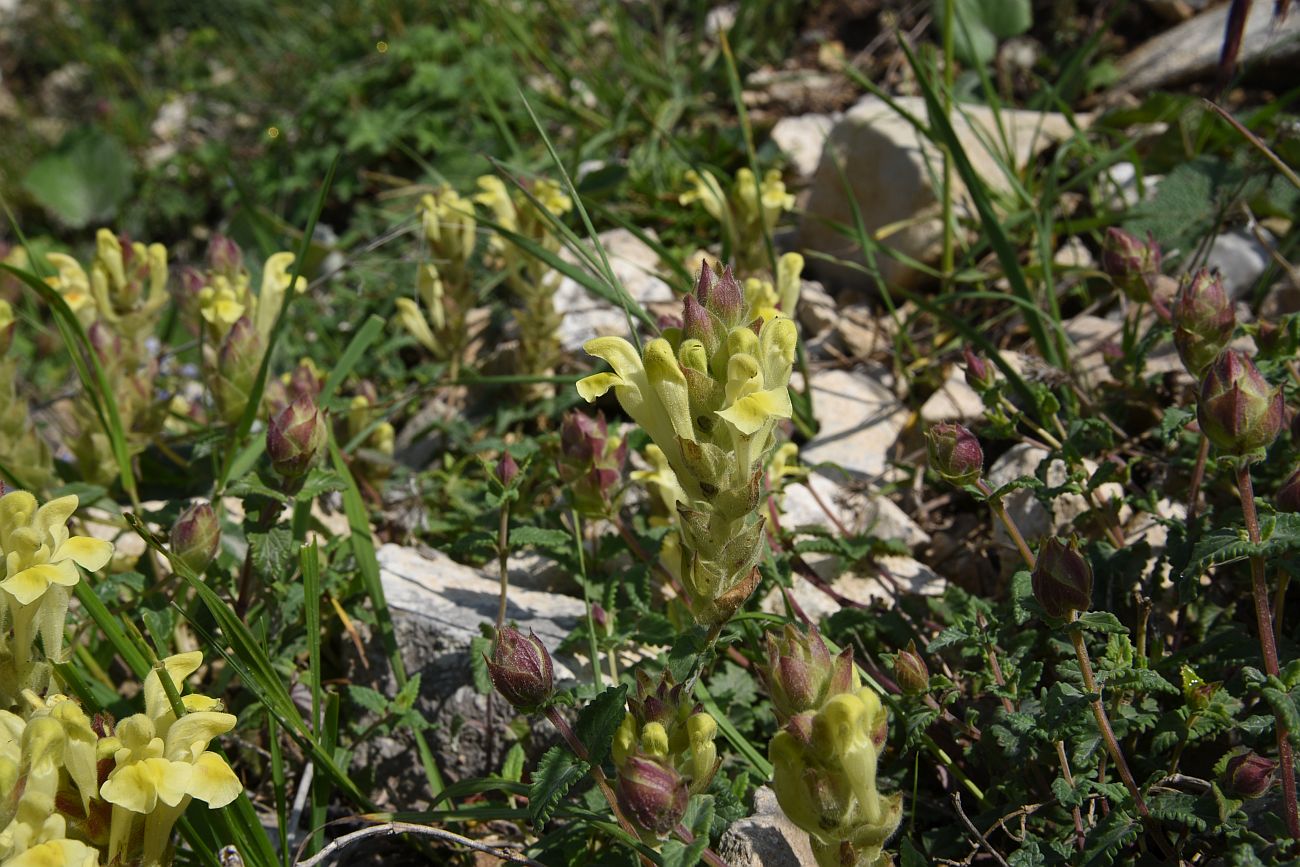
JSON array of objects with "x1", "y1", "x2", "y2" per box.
[
  {"x1": 553, "y1": 228, "x2": 677, "y2": 351},
  {"x1": 771, "y1": 113, "x2": 837, "y2": 180},
  {"x1": 985, "y1": 444, "x2": 1127, "y2": 564},
  {"x1": 797, "y1": 278, "x2": 838, "y2": 337},
  {"x1": 1101, "y1": 162, "x2": 1162, "y2": 210},
  {"x1": 719, "y1": 787, "x2": 817, "y2": 867},
  {"x1": 779, "y1": 474, "x2": 929, "y2": 549},
  {"x1": 760, "y1": 556, "x2": 946, "y2": 623},
  {"x1": 1116, "y1": 2, "x2": 1300, "y2": 94},
  {"x1": 801, "y1": 95, "x2": 1084, "y2": 289},
  {"x1": 1203, "y1": 230, "x2": 1272, "y2": 300},
  {"x1": 1054, "y1": 236, "x2": 1095, "y2": 271},
  {"x1": 1063, "y1": 314, "x2": 1122, "y2": 388},
  {"x1": 920, "y1": 369, "x2": 984, "y2": 423},
  {"x1": 800, "y1": 368, "x2": 908, "y2": 482}
]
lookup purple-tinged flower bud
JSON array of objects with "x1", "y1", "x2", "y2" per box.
[
  {"x1": 893, "y1": 641, "x2": 929, "y2": 695},
  {"x1": 1102, "y1": 227, "x2": 1162, "y2": 303},
  {"x1": 171, "y1": 502, "x2": 221, "y2": 575},
  {"x1": 496, "y1": 451, "x2": 519, "y2": 488},
  {"x1": 1223, "y1": 751, "x2": 1276, "y2": 799},
  {"x1": 591, "y1": 603, "x2": 613, "y2": 637},
  {"x1": 207, "y1": 233, "x2": 244, "y2": 279},
  {"x1": 682, "y1": 294, "x2": 719, "y2": 356},
  {"x1": 962, "y1": 347, "x2": 995, "y2": 391},
  {"x1": 657, "y1": 312, "x2": 684, "y2": 332},
  {"x1": 557, "y1": 412, "x2": 626, "y2": 517},
  {"x1": 1172, "y1": 269, "x2": 1235, "y2": 377},
  {"x1": 925, "y1": 423, "x2": 984, "y2": 487},
  {"x1": 702, "y1": 264, "x2": 744, "y2": 326},
  {"x1": 1031, "y1": 536, "x2": 1093, "y2": 619},
  {"x1": 484, "y1": 625, "x2": 553, "y2": 711},
  {"x1": 616, "y1": 755, "x2": 689, "y2": 837},
  {"x1": 1197, "y1": 350, "x2": 1285, "y2": 457},
  {"x1": 213, "y1": 316, "x2": 264, "y2": 424},
  {"x1": 267, "y1": 396, "x2": 327, "y2": 480},
  {"x1": 759, "y1": 625, "x2": 856, "y2": 723},
  {"x1": 1276, "y1": 468, "x2": 1300, "y2": 514},
  {"x1": 694, "y1": 263, "x2": 716, "y2": 307}
]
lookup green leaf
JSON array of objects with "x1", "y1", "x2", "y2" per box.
[
  {"x1": 528, "y1": 746, "x2": 590, "y2": 828},
  {"x1": 502, "y1": 743, "x2": 526, "y2": 782},
  {"x1": 573, "y1": 684, "x2": 629, "y2": 768},
  {"x1": 349, "y1": 685, "x2": 390, "y2": 715},
  {"x1": 943, "y1": 0, "x2": 1033, "y2": 67},
  {"x1": 470, "y1": 635, "x2": 494, "y2": 694},
  {"x1": 1159, "y1": 407, "x2": 1195, "y2": 445},
  {"x1": 1188, "y1": 513, "x2": 1300, "y2": 576},
  {"x1": 296, "y1": 467, "x2": 348, "y2": 501},
  {"x1": 21, "y1": 127, "x2": 133, "y2": 227},
  {"x1": 249, "y1": 528, "x2": 296, "y2": 580},
  {"x1": 1010, "y1": 569, "x2": 1037, "y2": 625},
  {"x1": 509, "y1": 526, "x2": 575, "y2": 557},
  {"x1": 1075, "y1": 611, "x2": 1128, "y2": 635}
]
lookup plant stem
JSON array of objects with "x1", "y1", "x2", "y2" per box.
[
  {"x1": 543, "y1": 707, "x2": 651, "y2": 865},
  {"x1": 1068, "y1": 622, "x2": 1173, "y2": 859},
  {"x1": 1235, "y1": 464, "x2": 1300, "y2": 840},
  {"x1": 1055, "y1": 740, "x2": 1086, "y2": 851},
  {"x1": 1187, "y1": 434, "x2": 1210, "y2": 522},
  {"x1": 977, "y1": 479, "x2": 1036, "y2": 570},
  {"x1": 496, "y1": 492, "x2": 511, "y2": 629}
]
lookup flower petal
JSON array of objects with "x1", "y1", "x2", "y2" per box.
[
  {"x1": 0, "y1": 564, "x2": 64, "y2": 606},
  {"x1": 188, "y1": 751, "x2": 243, "y2": 807},
  {"x1": 34, "y1": 495, "x2": 79, "y2": 538},
  {"x1": 716, "y1": 387, "x2": 792, "y2": 436},
  {"x1": 53, "y1": 535, "x2": 114, "y2": 572},
  {"x1": 576, "y1": 372, "x2": 622, "y2": 403}
]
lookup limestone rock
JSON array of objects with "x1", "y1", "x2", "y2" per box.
[
  {"x1": 771, "y1": 113, "x2": 837, "y2": 180},
  {"x1": 801, "y1": 95, "x2": 1083, "y2": 289},
  {"x1": 985, "y1": 444, "x2": 1127, "y2": 569},
  {"x1": 800, "y1": 368, "x2": 908, "y2": 482},
  {"x1": 719, "y1": 787, "x2": 817, "y2": 867},
  {"x1": 761, "y1": 555, "x2": 947, "y2": 624},
  {"x1": 553, "y1": 228, "x2": 678, "y2": 352},
  {"x1": 920, "y1": 369, "x2": 984, "y2": 423},
  {"x1": 1203, "y1": 229, "x2": 1272, "y2": 300},
  {"x1": 349, "y1": 544, "x2": 586, "y2": 806},
  {"x1": 1115, "y1": 2, "x2": 1300, "y2": 94}
]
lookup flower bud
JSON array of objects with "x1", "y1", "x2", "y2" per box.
[
  {"x1": 496, "y1": 451, "x2": 519, "y2": 487},
  {"x1": 267, "y1": 396, "x2": 327, "y2": 479},
  {"x1": 1277, "y1": 468, "x2": 1300, "y2": 514},
  {"x1": 484, "y1": 625, "x2": 553, "y2": 711},
  {"x1": 1197, "y1": 350, "x2": 1284, "y2": 457},
  {"x1": 682, "y1": 294, "x2": 719, "y2": 356},
  {"x1": 616, "y1": 755, "x2": 688, "y2": 837},
  {"x1": 171, "y1": 502, "x2": 221, "y2": 574},
  {"x1": 1223, "y1": 751, "x2": 1276, "y2": 799},
  {"x1": 893, "y1": 641, "x2": 929, "y2": 695},
  {"x1": 1173, "y1": 269, "x2": 1235, "y2": 376},
  {"x1": 213, "y1": 316, "x2": 264, "y2": 424},
  {"x1": 925, "y1": 423, "x2": 984, "y2": 487},
  {"x1": 703, "y1": 265, "x2": 744, "y2": 326},
  {"x1": 760, "y1": 624, "x2": 856, "y2": 722},
  {"x1": 962, "y1": 347, "x2": 995, "y2": 391},
  {"x1": 207, "y1": 234, "x2": 244, "y2": 279},
  {"x1": 1031, "y1": 536, "x2": 1093, "y2": 619},
  {"x1": 88, "y1": 321, "x2": 121, "y2": 367},
  {"x1": 1102, "y1": 227, "x2": 1161, "y2": 303}
]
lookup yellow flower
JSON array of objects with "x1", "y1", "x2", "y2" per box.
[
  {"x1": 532, "y1": 178, "x2": 573, "y2": 217},
  {"x1": 420, "y1": 187, "x2": 477, "y2": 264},
  {"x1": 44, "y1": 254, "x2": 96, "y2": 327},
  {"x1": 679, "y1": 169, "x2": 728, "y2": 223},
  {"x1": 254, "y1": 252, "x2": 306, "y2": 341},
  {"x1": 198, "y1": 282, "x2": 247, "y2": 334},
  {"x1": 0, "y1": 493, "x2": 114, "y2": 607},
  {"x1": 474, "y1": 175, "x2": 518, "y2": 236},
  {"x1": 6, "y1": 837, "x2": 99, "y2": 867}
]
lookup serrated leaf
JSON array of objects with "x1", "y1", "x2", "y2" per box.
[
  {"x1": 348, "y1": 685, "x2": 390, "y2": 715},
  {"x1": 450, "y1": 531, "x2": 498, "y2": 561},
  {"x1": 1010, "y1": 569, "x2": 1036, "y2": 625},
  {"x1": 227, "y1": 473, "x2": 290, "y2": 503},
  {"x1": 574, "y1": 684, "x2": 629, "y2": 767},
  {"x1": 510, "y1": 526, "x2": 575, "y2": 556},
  {"x1": 296, "y1": 467, "x2": 347, "y2": 501},
  {"x1": 249, "y1": 528, "x2": 296, "y2": 579},
  {"x1": 927, "y1": 625, "x2": 971, "y2": 652},
  {"x1": 393, "y1": 672, "x2": 422, "y2": 713},
  {"x1": 1101, "y1": 667, "x2": 1179, "y2": 695},
  {"x1": 1051, "y1": 775, "x2": 1085, "y2": 808},
  {"x1": 529, "y1": 746, "x2": 589, "y2": 828},
  {"x1": 1075, "y1": 611, "x2": 1128, "y2": 635},
  {"x1": 667, "y1": 627, "x2": 709, "y2": 684},
  {"x1": 1159, "y1": 407, "x2": 1194, "y2": 444},
  {"x1": 1187, "y1": 513, "x2": 1300, "y2": 577}
]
